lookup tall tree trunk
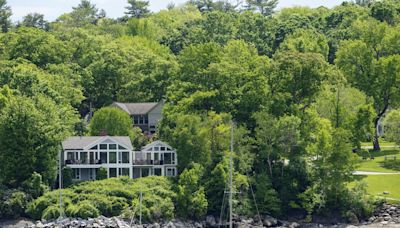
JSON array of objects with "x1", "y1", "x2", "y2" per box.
[
  {"x1": 267, "y1": 153, "x2": 273, "y2": 178},
  {"x1": 373, "y1": 117, "x2": 381, "y2": 151}
]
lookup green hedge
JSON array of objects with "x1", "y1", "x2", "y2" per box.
[{"x1": 27, "y1": 176, "x2": 176, "y2": 221}]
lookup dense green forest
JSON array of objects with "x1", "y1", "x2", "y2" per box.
[{"x1": 1, "y1": 0, "x2": 400, "y2": 223}]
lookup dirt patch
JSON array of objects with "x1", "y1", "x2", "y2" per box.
[{"x1": 0, "y1": 218, "x2": 33, "y2": 228}]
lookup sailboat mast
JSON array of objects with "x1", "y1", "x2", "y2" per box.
[{"x1": 229, "y1": 123, "x2": 233, "y2": 228}]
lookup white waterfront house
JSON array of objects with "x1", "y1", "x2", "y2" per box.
[
  {"x1": 111, "y1": 101, "x2": 164, "y2": 135},
  {"x1": 62, "y1": 136, "x2": 177, "y2": 181}
]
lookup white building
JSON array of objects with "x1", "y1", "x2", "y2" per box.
[
  {"x1": 62, "y1": 136, "x2": 177, "y2": 181},
  {"x1": 111, "y1": 101, "x2": 164, "y2": 135}
]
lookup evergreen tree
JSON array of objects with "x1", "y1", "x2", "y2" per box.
[
  {"x1": 0, "y1": 0, "x2": 11, "y2": 32},
  {"x1": 245, "y1": 0, "x2": 278, "y2": 16},
  {"x1": 21, "y1": 13, "x2": 47, "y2": 29},
  {"x1": 125, "y1": 0, "x2": 150, "y2": 18}
]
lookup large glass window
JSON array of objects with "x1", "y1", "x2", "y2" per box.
[
  {"x1": 119, "y1": 168, "x2": 130, "y2": 176},
  {"x1": 166, "y1": 168, "x2": 176, "y2": 177},
  {"x1": 109, "y1": 168, "x2": 117, "y2": 178},
  {"x1": 109, "y1": 152, "x2": 117, "y2": 163},
  {"x1": 80, "y1": 152, "x2": 88, "y2": 164},
  {"x1": 67, "y1": 152, "x2": 75, "y2": 160},
  {"x1": 142, "y1": 168, "x2": 150, "y2": 177},
  {"x1": 74, "y1": 169, "x2": 80, "y2": 179},
  {"x1": 100, "y1": 152, "x2": 107, "y2": 164},
  {"x1": 134, "y1": 116, "x2": 139, "y2": 124},
  {"x1": 121, "y1": 152, "x2": 129, "y2": 164},
  {"x1": 154, "y1": 168, "x2": 162, "y2": 176},
  {"x1": 164, "y1": 153, "x2": 172, "y2": 164},
  {"x1": 100, "y1": 144, "x2": 107, "y2": 150},
  {"x1": 109, "y1": 144, "x2": 116, "y2": 150}
]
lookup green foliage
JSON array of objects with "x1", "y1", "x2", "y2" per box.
[
  {"x1": 279, "y1": 29, "x2": 329, "y2": 60},
  {"x1": 0, "y1": 95, "x2": 77, "y2": 187},
  {"x1": 0, "y1": 1, "x2": 395, "y2": 221},
  {"x1": 62, "y1": 167, "x2": 74, "y2": 188},
  {"x1": 383, "y1": 110, "x2": 400, "y2": 146},
  {"x1": 245, "y1": 0, "x2": 278, "y2": 16},
  {"x1": 22, "y1": 172, "x2": 49, "y2": 199},
  {"x1": 0, "y1": 28, "x2": 70, "y2": 67},
  {"x1": 177, "y1": 163, "x2": 207, "y2": 219},
  {"x1": 42, "y1": 205, "x2": 61, "y2": 220},
  {"x1": 89, "y1": 107, "x2": 133, "y2": 136},
  {"x1": 28, "y1": 177, "x2": 176, "y2": 221},
  {"x1": 0, "y1": 190, "x2": 28, "y2": 219},
  {"x1": 253, "y1": 172, "x2": 281, "y2": 216},
  {"x1": 125, "y1": 0, "x2": 150, "y2": 19},
  {"x1": 0, "y1": 0, "x2": 11, "y2": 33},
  {"x1": 67, "y1": 200, "x2": 100, "y2": 219},
  {"x1": 21, "y1": 13, "x2": 48, "y2": 30},
  {"x1": 96, "y1": 167, "x2": 108, "y2": 180},
  {"x1": 352, "y1": 105, "x2": 375, "y2": 149},
  {"x1": 381, "y1": 159, "x2": 400, "y2": 171},
  {"x1": 268, "y1": 51, "x2": 330, "y2": 116}
]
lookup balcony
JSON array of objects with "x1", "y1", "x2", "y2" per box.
[
  {"x1": 133, "y1": 160, "x2": 164, "y2": 165},
  {"x1": 65, "y1": 159, "x2": 102, "y2": 165}
]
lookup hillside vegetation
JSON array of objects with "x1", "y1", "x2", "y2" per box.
[{"x1": 1, "y1": 0, "x2": 400, "y2": 223}]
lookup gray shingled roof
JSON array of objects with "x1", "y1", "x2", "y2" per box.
[
  {"x1": 113, "y1": 102, "x2": 159, "y2": 115},
  {"x1": 62, "y1": 136, "x2": 133, "y2": 150}
]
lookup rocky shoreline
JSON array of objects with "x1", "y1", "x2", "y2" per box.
[{"x1": 4, "y1": 204, "x2": 400, "y2": 228}]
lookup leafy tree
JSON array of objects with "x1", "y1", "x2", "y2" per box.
[
  {"x1": 176, "y1": 163, "x2": 208, "y2": 219},
  {"x1": 370, "y1": 0, "x2": 397, "y2": 25},
  {"x1": 0, "y1": 0, "x2": 11, "y2": 33},
  {"x1": 336, "y1": 20, "x2": 400, "y2": 150},
  {"x1": 22, "y1": 172, "x2": 49, "y2": 199},
  {"x1": 352, "y1": 105, "x2": 374, "y2": 149},
  {"x1": 21, "y1": 13, "x2": 48, "y2": 29},
  {"x1": 383, "y1": 109, "x2": 400, "y2": 146},
  {"x1": 253, "y1": 172, "x2": 281, "y2": 216},
  {"x1": 0, "y1": 96, "x2": 75, "y2": 187},
  {"x1": 56, "y1": 0, "x2": 102, "y2": 27},
  {"x1": 125, "y1": 0, "x2": 150, "y2": 18},
  {"x1": 268, "y1": 51, "x2": 329, "y2": 116},
  {"x1": 245, "y1": 0, "x2": 278, "y2": 16},
  {"x1": 355, "y1": 0, "x2": 373, "y2": 6},
  {"x1": 162, "y1": 114, "x2": 211, "y2": 172},
  {"x1": 0, "y1": 28, "x2": 71, "y2": 67},
  {"x1": 279, "y1": 29, "x2": 329, "y2": 60},
  {"x1": 303, "y1": 116, "x2": 359, "y2": 216},
  {"x1": 89, "y1": 107, "x2": 133, "y2": 137},
  {"x1": 189, "y1": 0, "x2": 215, "y2": 12}
]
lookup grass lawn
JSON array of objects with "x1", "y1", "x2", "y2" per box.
[
  {"x1": 357, "y1": 149, "x2": 400, "y2": 173},
  {"x1": 361, "y1": 140, "x2": 397, "y2": 148},
  {"x1": 353, "y1": 175, "x2": 400, "y2": 202}
]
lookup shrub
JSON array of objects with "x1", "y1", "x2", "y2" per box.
[
  {"x1": 42, "y1": 205, "x2": 61, "y2": 220},
  {"x1": 22, "y1": 172, "x2": 49, "y2": 199},
  {"x1": 343, "y1": 181, "x2": 375, "y2": 220},
  {"x1": 0, "y1": 190, "x2": 28, "y2": 219},
  {"x1": 381, "y1": 159, "x2": 400, "y2": 171},
  {"x1": 27, "y1": 189, "x2": 74, "y2": 220},
  {"x1": 28, "y1": 176, "x2": 175, "y2": 221},
  {"x1": 97, "y1": 167, "x2": 108, "y2": 180},
  {"x1": 62, "y1": 167, "x2": 73, "y2": 188},
  {"x1": 74, "y1": 201, "x2": 100, "y2": 219}
]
